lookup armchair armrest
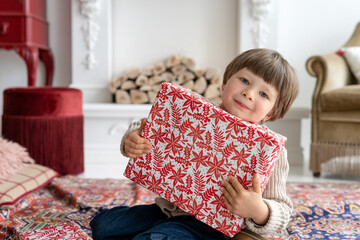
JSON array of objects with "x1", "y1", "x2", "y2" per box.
[
  {"x1": 306, "y1": 53, "x2": 352, "y2": 95},
  {"x1": 306, "y1": 53, "x2": 353, "y2": 143}
]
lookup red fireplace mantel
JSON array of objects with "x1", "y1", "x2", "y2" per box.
[{"x1": 0, "y1": 0, "x2": 54, "y2": 86}]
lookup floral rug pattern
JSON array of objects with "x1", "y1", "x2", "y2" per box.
[{"x1": 266, "y1": 182, "x2": 360, "y2": 240}]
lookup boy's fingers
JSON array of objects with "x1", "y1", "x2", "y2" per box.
[
  {"x1": 223, "y1": 196, "x2": 233, "y2": 212},
  {"x1": 126, "y1": 145, "x2": 150, "y2": 158},
  {"x1": 252, "y1": 173, "x2": 261, "y2": 194},
  {"x1": 229, "y1": 176, "x2": 245, "y2": 193},
  {"x1": 139, "y1": 118, "x2": 147, "y2": 131},
  {"x1": 128, "y1": 132, "x2": 151, "y2": 146},
  {"x1": 129, "y1": 148, "x2": 148, "y2": 155},
  {"x1": 126, "y1": 140, "x2": 151, "y2": 152},
  {"x1": 222, "y1": 179, "x2": 237, "y2": 198},
  {"x1": 129, "y1": 136, "x2": 149, "y2": 146}
]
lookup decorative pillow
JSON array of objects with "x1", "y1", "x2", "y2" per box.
[
  {"x1": 343, "y1": 47, "x2": 360, "y2": 83},
  {"x1": 0, "y1": 164, "x2": 58, "y2": 207},
  {"x1": 0, "y1": 137, "x2": 35, "y2": 181}
]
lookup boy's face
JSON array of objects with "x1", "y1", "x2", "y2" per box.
[{"x1": 221, "y1": 68, "x2": 278, "y2": 123}]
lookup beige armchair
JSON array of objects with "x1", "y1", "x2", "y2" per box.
[{"x1": 306, "y1": 22, "x2": 360, "y2": 176}]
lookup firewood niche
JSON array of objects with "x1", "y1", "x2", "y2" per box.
[{"x1": 109, "y1": 54, "x2": 222, "y2": 105}]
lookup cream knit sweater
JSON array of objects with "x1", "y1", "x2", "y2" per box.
[{"x1": 120, "y1": 120, "x2": 293, "y2": 236}]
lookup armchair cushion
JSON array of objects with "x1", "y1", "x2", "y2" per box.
[{"x1": 320, "y1": 85, "x2": 360, "y2": 111}]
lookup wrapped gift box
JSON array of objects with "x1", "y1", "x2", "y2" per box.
[{"x1": 124, "y1": 82, "x2": 286, "y2": 237}]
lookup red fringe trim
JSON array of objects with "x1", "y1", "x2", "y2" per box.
[{"x1": 2, "y1": 115, "x2": 84, "y2": 175}]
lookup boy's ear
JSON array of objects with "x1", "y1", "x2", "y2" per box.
[{"x1": 221, "y1": 83, "x2": 225, "y2": 91}]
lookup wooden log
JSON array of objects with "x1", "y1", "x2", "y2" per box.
[
  {"x1": 182, "y1": 80, "x2": 194, "y2": 90},
  {"x1": 194, "y1": 69, "x2": 205, "y2": 78},
  {"x1": 210, "y1": 75, "x2": 221, "y2": 85},
  {"x1": 205, "y1": 68, "x2": 219, "y2": 80},
  {"x1": 193, "y1": 76, "x2": 207, "y2": 94},
  {"x1": 121, "y1": 80, "x2": 136, "y2": 90},
  {"x1": 204, "y1": 84, "x2": 221, "y2": 99},
  {"x1": 135, "y1": 74, "x2": 148, "y2": 86},
  {"x1": 166, "y1": 54, "x2": 181, "y2": 68},
  {"x1": 152, "y1": 84, "x2": 163, "y2": 92},
  {"x1": 109, "y1": 79, "x2": 118, "y2": 94},
  {"x1": 171, "y1": 65, "x2": 186, "y2": 76},
  {"x1": 109, "y1": 76, "x2": 126, "y2": 93},
  {"x1": 148, "y1": 91, "x2": 158, "y2": 104},
  {"x1": 126, "y1": 67, "x2": 141, "y2": 79},
  {"x1": 152, "y1": 63, "x2": 166, "y2": 75},
  {"x1": 115, "y1": 90, "x2": 131, "y2": 104},
  {"x1": 209, "y1": 96, "x2": 222, "y2": 105},
  {"x1": 161, "y1": 72, "x2": 176, "y2": 82},
  {"x1": 139, "y1": 84, "x2": 153, "y2": 91},
  {"x1": 149, "y1": 75, "x2": 163, "y2": 85},
  {"x1": 178, "y1": 71, "x2": 195, "y2": 84},
  {"x1": 142, "y1": 67, "x2": 153, "y2": 76},
  {"x1": 180, "y1": 55, "x2": 195, "y2": 71},
  {"x1": 130, "y1": 89, "x2": 149, "y2": 104}
]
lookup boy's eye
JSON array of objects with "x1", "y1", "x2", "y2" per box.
[
  {"x1": 240, "y1": 78, "x2": 249, "y2": 84},
  {"x1": 260, "y1": 91, "x2": 268, "y2": 99}
]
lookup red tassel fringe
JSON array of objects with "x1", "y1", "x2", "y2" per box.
[{"x1": 2, "y1": 115, "x2": 84, "y2": 175}]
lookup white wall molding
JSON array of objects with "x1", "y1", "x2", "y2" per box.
[
  {"x1": 249, "y1": 0, "x2": 271, "y2": 48},
  {"x1": 78, "y1": 0, "x2": 101, "y2": 69},
  {"x1": 237, "y1": 0, "x2": 278, "y2": 52},
  {"x1": 71, "y1": 0, "x2": 112, "y2": 103}
]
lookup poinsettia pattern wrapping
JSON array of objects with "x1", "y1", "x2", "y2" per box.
[{"x1": 124, "y1": 82, "x2": 286, "y2": 237}]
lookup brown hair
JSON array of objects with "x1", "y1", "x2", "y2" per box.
[{"x1": 223, "y1": 48, "x2": 299, "y2": 121}]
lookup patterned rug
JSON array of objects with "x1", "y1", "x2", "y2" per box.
[
  {"x1": 266, "y1": 182, "x2": 360, "y2": 240},
  {"x1": 0, "y1": 177, "x2": 157, "y2": 239},
  {"x1": 1, "y1": 177, "x2": 360, "y2": 239}
]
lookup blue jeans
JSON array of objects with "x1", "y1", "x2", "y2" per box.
[{"x1": 90, "y1": 204, "x2": 228, "y2": 240}]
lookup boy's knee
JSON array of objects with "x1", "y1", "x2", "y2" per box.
[{"x1": 90, "y1": 211, "x2": 109, "y2": 240}]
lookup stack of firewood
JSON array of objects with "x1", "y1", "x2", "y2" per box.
[{"x1": 109, "y1": 54, "x2": 222, "y2": 104}]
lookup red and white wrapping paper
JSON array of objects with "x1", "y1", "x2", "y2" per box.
[{"x1": 124, "y1": 82, "x2": 286, "y2": 237}]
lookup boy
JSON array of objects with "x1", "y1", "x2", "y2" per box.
[{"x1": 91, "y1": 48, "x2": 299, "y2": 240}]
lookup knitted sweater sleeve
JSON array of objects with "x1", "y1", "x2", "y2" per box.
[{"x1": 245, "y1": 148, "x2": 293, "y2": 234}]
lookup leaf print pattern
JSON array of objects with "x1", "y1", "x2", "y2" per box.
[
  {"x1": 164, "y1": 132, "x2": 183, "y2": 155},
  {"x1": 213, "y1": 126, "x2": 226, "y2": 152},
  {"x1": 124, "y1": 82, "x2": 286, "y2": 237},
  {"x1": 231, "y1": 148, "x2": 251, "y2": 169},
  {"x1": 168, "y1": 168, "x2": 186, "y2": 186},
  {"x1": 190, "y1": 150, "x2": 209, "y2": 169},
  {"x1": 149, "y1": 127, "x2": 167, "y2": 146}
]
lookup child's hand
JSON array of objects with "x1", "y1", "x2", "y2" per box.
[
  {"x1": 221, "y1": 173, "x2": 270, "y2": 225},
  {"x1": 124, "y1": 119, "x2": 152, "y2": 158}
]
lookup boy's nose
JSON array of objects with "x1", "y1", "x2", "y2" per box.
[{"x1": 241, "y1": 90, "x2": 254, "y2": 101}]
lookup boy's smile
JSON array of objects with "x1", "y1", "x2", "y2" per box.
[
  {"x1": 234, "y1": 99, "x2": 250, "y2": 110},
  {"x1": 221, "y1": 68, "x2": 278, "y2": 123}
]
